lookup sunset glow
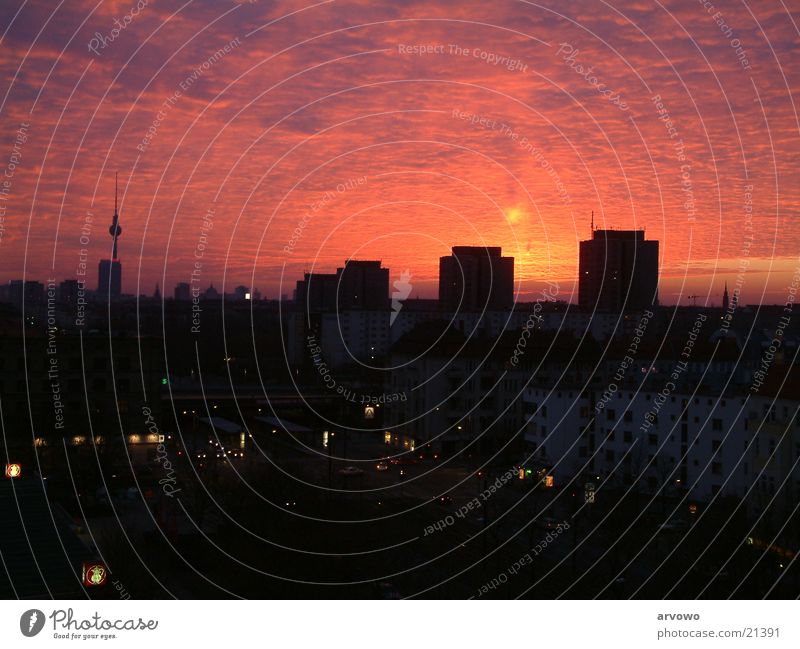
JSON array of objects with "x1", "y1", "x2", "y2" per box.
[{"x1": 0, "y1": 0, "x2": 797, "y2": 304}]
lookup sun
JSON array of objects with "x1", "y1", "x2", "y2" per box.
[{"x1": 504, "y1": 205, "x2": 526, "y2": 225}]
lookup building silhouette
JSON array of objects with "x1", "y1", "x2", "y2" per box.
[
  {"x1": 336, "y1": 260, "x2": 389, "y2": 310},
  {"x1": 296, "y1": 260, "x2": 389, "y2": 312},
  {"x1": 579, "y1": 229, "x2": 658, "y2": 312},
  {"x1": 97, "y1": 174, "x2": 123, "y2": 300},
  {"x1": 174, "y1": 282, "x2": 191, "y2": 301},
  {"x1": 439, "y1": 246, "x2": 514, "y2": 312},
  {"x1": 6, "y1": 279, "x2": 44, "y2": 309},
  {"x1": 295, "y1": 272, "x2": 338, "y2": 312},
  {"x1": 58, "y1": 280, "x2": 81, "y2": 306}
]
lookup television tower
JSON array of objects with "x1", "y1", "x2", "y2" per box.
[
  {"x1": 109, "y1": 172, "x2": 122, "y2": 259},
  {"x1": 97, "y1": 173, "x2": 123, "y2": 299}
]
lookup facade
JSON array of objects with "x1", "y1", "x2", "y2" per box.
[
  {"x1": 174, "y1": 282, "x2": 191, "y2": 301},
  {"x1": 295, "y1": 272, "x2": 338, "y2": 312},
  {"x1": 97, "y1": 259, "x2": 121, "y2": 299},
  {"x1": 439, "y1": 246, "x2": 514, "y2": 312},
  {"x1": 336, "y1": 260, "x2": 389, "y2": 310},
  {"x1": 383, "y1": 326, "x2": 583, "y2": 456},
  {"x1": 291, "y1": 260, "x2": 391, "y2": 367},
  {"x1": 579, "y1": 229, "x2": 658, "y2": 312},
  {"x1": 318, "y1": 310, "x2": 390, "y2": 367},
  {"x1": 523, "y1": 383, "x2": 800, "y2": 508},
  {"x1": 5, "y1": 280, "x2": 44, "y2": 308}
]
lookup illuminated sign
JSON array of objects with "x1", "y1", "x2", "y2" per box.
[
  {"x1": 82, "y1": 562, "x2": 108, "y2": 587},
  {"x1": 364, "y1": 406, "x2": 375, "y2": 419},
  {"x1": 544, "y1": 475, "x2": 554, "y2": 488},
  {"x1": 5, "y1": 464, "x2": 21, "y2": 478}
]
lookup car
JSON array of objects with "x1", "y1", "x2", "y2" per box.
[
  {"x1": 376, "y1": 462, "x2": 389, "y2": 472},
  {"x1": 338, "y1": 466, "x2": 364, "y2": 476}
]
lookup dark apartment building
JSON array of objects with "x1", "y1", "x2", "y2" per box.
[
  {"x1": 296, "y1": 260, "x2": 389, "y2": 312},
  {"x1": 336, "y1": 259, "x2": 389, "y2": 309},
  {"x1": 295, "y1": 272, "x2": 339, "y2": 312},
  {"x1": 438, "y1": 246, "x2": 514, "y2": 312},
  {"x1": 97, "y1": 259, "x2": 122, "y2": 299},
  {"x1": 174, "y1": 282, "x2": 191, "y2": 301},
  {"x1": 578, "y1": 229, "x2": 658, "y2": 312}
]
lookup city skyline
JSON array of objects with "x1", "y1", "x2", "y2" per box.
[
  {"x1": 1, "y1": 0, "x2": 798, "y2": 613},
  {"x1": 0, "y1": 1, "x2": 797, "y2": 305},
  {"x1": 0, "y1": 238, "x2": 777, "y2": 310}
]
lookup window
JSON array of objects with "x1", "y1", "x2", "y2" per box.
[
  {"x1": 712, "y1": 418, "x2": 722, "y2": 431},
  {"x1": 624, "y1": 430, "x2": 632, "y2": 443},
  {"x1": 605, "y1": 449, "x2": 615, "y2": 462},
  {"x1": 712, "y1": 440, "x2": 721, "y2": 451},
  {"x1": 607, "y1": 409, "x2": 615, "y2": 421},
  {"x1": 648, "y1": 434, "x2": 657, "y2": 446},
  {"x1": 624, "y1": 411, "x2": 632, "y2": 422},
  {"x1": 712, "y1": 462, "x2": 722, "y2": 475}
]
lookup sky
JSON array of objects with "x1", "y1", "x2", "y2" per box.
[{"x1": 0, "y1": 0, "x2": 798, "y2": 304}]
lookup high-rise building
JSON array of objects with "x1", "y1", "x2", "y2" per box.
[
  {"x1": 578, "y1": 229, "x2": 658, "y2": 312},
  {"x1": 58, "y1": 280, "x2": 81, "y2": 306},
  {"x1": 295, "y1": 272, "x2": 338, "y2": 312},
  {"x1": 174, "y1": 282, "x2": 191, "y2": 301},
  {"x1": 5, "y1": 280, "x2": 44, "y2": 308},
  {"x1": 336, "y1": 260, "x2": 389, "y2": 310},
  {"x1": 98, "y1": 174, "x2": 123, "y2": 300},
  {"x1": 438, "y1": 246, "x2": 514, "y2": 312},
  {"x1": 97, "y1": 260, "x2": 121, "y2": 299},
  {"x1": 295, "y1": 260, "x2": 389, "y2": 312}
]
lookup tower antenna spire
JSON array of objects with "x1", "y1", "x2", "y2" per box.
[
  {"x1": 591, "y1": 210, "x2": 594, "y2": 233},
  {"x1": 109, "y1": 172, "x2": 122, "y2": 260}
]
